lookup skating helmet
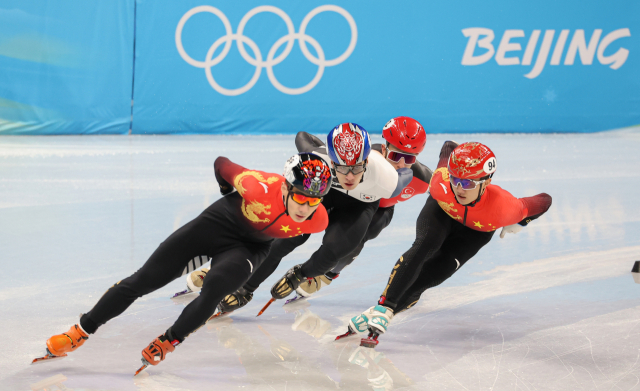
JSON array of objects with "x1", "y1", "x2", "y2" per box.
[
  {"x1": 448, "y1": 142, "x2": 497, "y2": 179},
  {"x1": 327, "y1": 123, "x2": 371, "y2": 166},
  {"x1": 283, "y1": 153, "x2": 332, "y2": 197},
  {"x1": 382, "y1": 116, "x2": 426, "y2": 154}
]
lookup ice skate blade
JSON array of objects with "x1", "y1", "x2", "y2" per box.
[
  {"x1": 207, "y1": 311, "x2": 229, "y2": 322},
  {"x1": 31, "y1": 352, "x2": 67, "y2": 364},
  {"x1": 170, "y1": 289, "x2": 194, "y2": 299},
  {"x1": 256, "y1": 298, "x2": 276, "y2": 317},
  {"x1": 134, "y1": 358, "x2": 151, "y2": 376},
  {"x1": 335, "y1": 329, "x2": 357, "y2": 341},
  {"x1": 284, "y1": 295, "x2": 305, "y2": 305}
]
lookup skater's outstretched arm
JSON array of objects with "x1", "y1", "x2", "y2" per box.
[
  {"x1": 295, "y1": 131, "x2": 329, "y2": 156},
  {"x1": 519, "y1": 193, "x2": 552, "y2": 225},
  {"x1": 214, "y1": 156, "x2": 283, "y2": 202},
  {"x1": 436, "y1": 140, "x2": 459, "y2": 169},
  {"x1": 214, "y1": 156, "x2": 248, "y2": 195}
]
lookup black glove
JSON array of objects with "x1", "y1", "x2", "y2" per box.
[
  {"x1": 271, "y1": 264, "x2": 305, "y2": 299},
  {"x1": 214, "y1": 167, "x2": 234, "y2": 196},
  {"x1": 440, "y1": 140, "x2": 459, "y2": 159}
]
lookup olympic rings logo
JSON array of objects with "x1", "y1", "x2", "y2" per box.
[{"x1": 175, "y1": 5, "x2": 357, "y2": 96}]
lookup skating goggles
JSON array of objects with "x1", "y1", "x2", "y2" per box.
[
  {"x1": 386, "y1": 149, "x2": 417, "y2": 164},
  {"x1": 449, "y1": 175, "x2": 485, "y2": 190},
  {"x1": 291, "y1": 192, "x2": 323, "y2": 207},
  {"x1": 334, "y1": 163, "x2": 366, "y2": 175}
]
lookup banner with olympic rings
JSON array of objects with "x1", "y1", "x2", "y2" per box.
[
  {"x1": 131, "y1": 0, "x2": 639, "y2": 134},
  {"x1": 0, "y1": 0, "x2": 638, "y2": 134}
]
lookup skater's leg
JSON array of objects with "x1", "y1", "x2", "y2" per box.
[
  {"x1": 299, "y1": 199, "x2": 379, "y2": 277},
  {"x1": 332, "y1": 206, "x2": 394, "y2": 274},
  {"x1": 81, "y1": 217, "x2": 217, "y2": 334},
  {"x1": 244, "y1": 235, "x2": 309, "y2": 291},
  {"x1": 299, "y1": 206, "x2": 394, "y2": 298},
  {"x1": 379, "y1": 197, "x2": 453, "y2": 310},
  {"x1": 170, "y1": 244, "x2": 270, "y2": 340},
  {"x1": 395, "y1": 227, "x2": 495, "y2": 312}
]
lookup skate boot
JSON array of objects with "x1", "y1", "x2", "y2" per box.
[
  {"x1": 361, "y1": 305, "x2": 394, "y2": 348},
  {"x1": 135, "y1": 333, "x2": 181, "y2": 375},
  {"x1": 33, "y1": 324, "x2": 89, "y2": 363},
  {"x1": 47, "y1": 324, "x2": 89, "y2": 356},
  {"x1": 209, "y1": 287, "x2": 253, "y2": 320},
  {"x1": 335, "y1": 306, "x2": 375, "y2": 340},
  {"x1": 172, "y1": 267, "x2": 210, "y2": 298},
  {"x1": 186, "y1": 267, "x2": 209, "y2": 292},
  {"x1": 295, "y1": 272, "x2": 337, "y2": 298}
]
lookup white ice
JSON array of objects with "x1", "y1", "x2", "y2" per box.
[{"x1": 1, "y1": 131, "x2": 639, "y2": 391}]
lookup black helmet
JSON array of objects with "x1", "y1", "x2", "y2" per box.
[{"x1": 283, "y1": 153, "x2": 332, "y2": 197}]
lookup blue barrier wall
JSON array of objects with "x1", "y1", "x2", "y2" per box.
[
  {"x1": 0, "y1": 0, "x2": 134, "y2": 134},
  {"x1": 1, "y1": 0, "x2": 638, "y2": 134}
]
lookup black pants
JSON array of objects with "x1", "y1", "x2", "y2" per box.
[
  {"x1": 245, "y1": 189, "x2": 379, "y2": 289},
  {"x1": 331, "y1": 206, "x2": 395, "y2": 274},
  {"x1": 81, "y1": 198, "x2": 272, "y2": 341},
  {"x1": 382, "y1": 196, "x2": 494, "y2": 312}
]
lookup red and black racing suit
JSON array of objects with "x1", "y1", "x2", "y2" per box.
[
  {"x1": 379, "y1": 142, "x2": 552, "y2": 312},
  {"x1": 244, "y1": 132, "x2": 385, "y2": 290},
  {"x1": 79, "y1": 157, "x2": 328, "y2": 341}
]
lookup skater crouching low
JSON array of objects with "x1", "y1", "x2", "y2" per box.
[
  {"x1": 344, "y1": 141, "x2": 553, "y2": 347},
  {"x1": 35, "y1": 153, "x2": 333, "y2": 373},
  {"x1": 216, "y1": 122, "x2": 414, "y2": 315}
]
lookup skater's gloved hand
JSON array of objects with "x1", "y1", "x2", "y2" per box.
[
  {"x1": 214, "y1": 167, "x2": 234, "y2": 196},
  {"x1": 271, "y1": 264, "x2": 305, "y2": 299},
  {"x1": 368, "y1": 305, "x2": 394, "y2": 335},
  {"x1": 349, "y1": 306, "x2": 376, "y2": 334},
  {"x1": 499, "y1": 223, "x2": 523, "y2": 239},
  {"x1": 295, "y1": 274, "x2": 333, "y2": 297}
]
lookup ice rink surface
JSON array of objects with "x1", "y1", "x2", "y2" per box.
[{"x1": 1, "y1": 130, "x2": 639, "y2": 391}]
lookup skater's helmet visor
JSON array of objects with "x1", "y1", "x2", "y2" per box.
[
  {"x1": 334, "y1": 163, "x2": 366, "y2": 176},
  {"x1": 290, "y1": 192, "x2": 322, "y2": 207},
  {"x1": 449, "y1": 174, "x2": 486, "y2": 190},
  {"x1": 385, "y1": 149, "x2": 417, "y2": 164}
]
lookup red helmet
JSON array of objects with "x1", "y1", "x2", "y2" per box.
[
  {"x1": 448, "y1": 142, "x2": 497, "y2": 179},
  {"x1": 382, "y1": 117, "x2": 426, "y2": 154}
]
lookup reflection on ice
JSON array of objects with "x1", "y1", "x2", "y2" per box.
[
  {"x1": 30, "y1": 374, "x2": 69, "y2": 391},
  {"x1": 207, "y1": 315, "x2": 413, "y2": 391},
  {"x1": 2, "y1": 132, "x2": 640, "y2": 390}
]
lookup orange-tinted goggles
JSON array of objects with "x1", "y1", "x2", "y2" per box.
[{"x1": 291, "y1": 193, "x2": 322, "y2": 207}]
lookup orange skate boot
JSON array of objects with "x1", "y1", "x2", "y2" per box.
[
  {"x1": 32, "y1": 324, "x2": 89, "y2": 364},
  {"x1": 135, "y1": 335, "x2": 180, "y2": 375}
]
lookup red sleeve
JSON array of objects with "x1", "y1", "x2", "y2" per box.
[
  {"x1": 519, "y1": 193, "x2": 552, "y2": 226},
  {"x1": 436, "y1": 141, "x2": 459, "y2": 169},
  {"x1": 214, "y1": 157, "x2": 247, "y2": 189}
]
